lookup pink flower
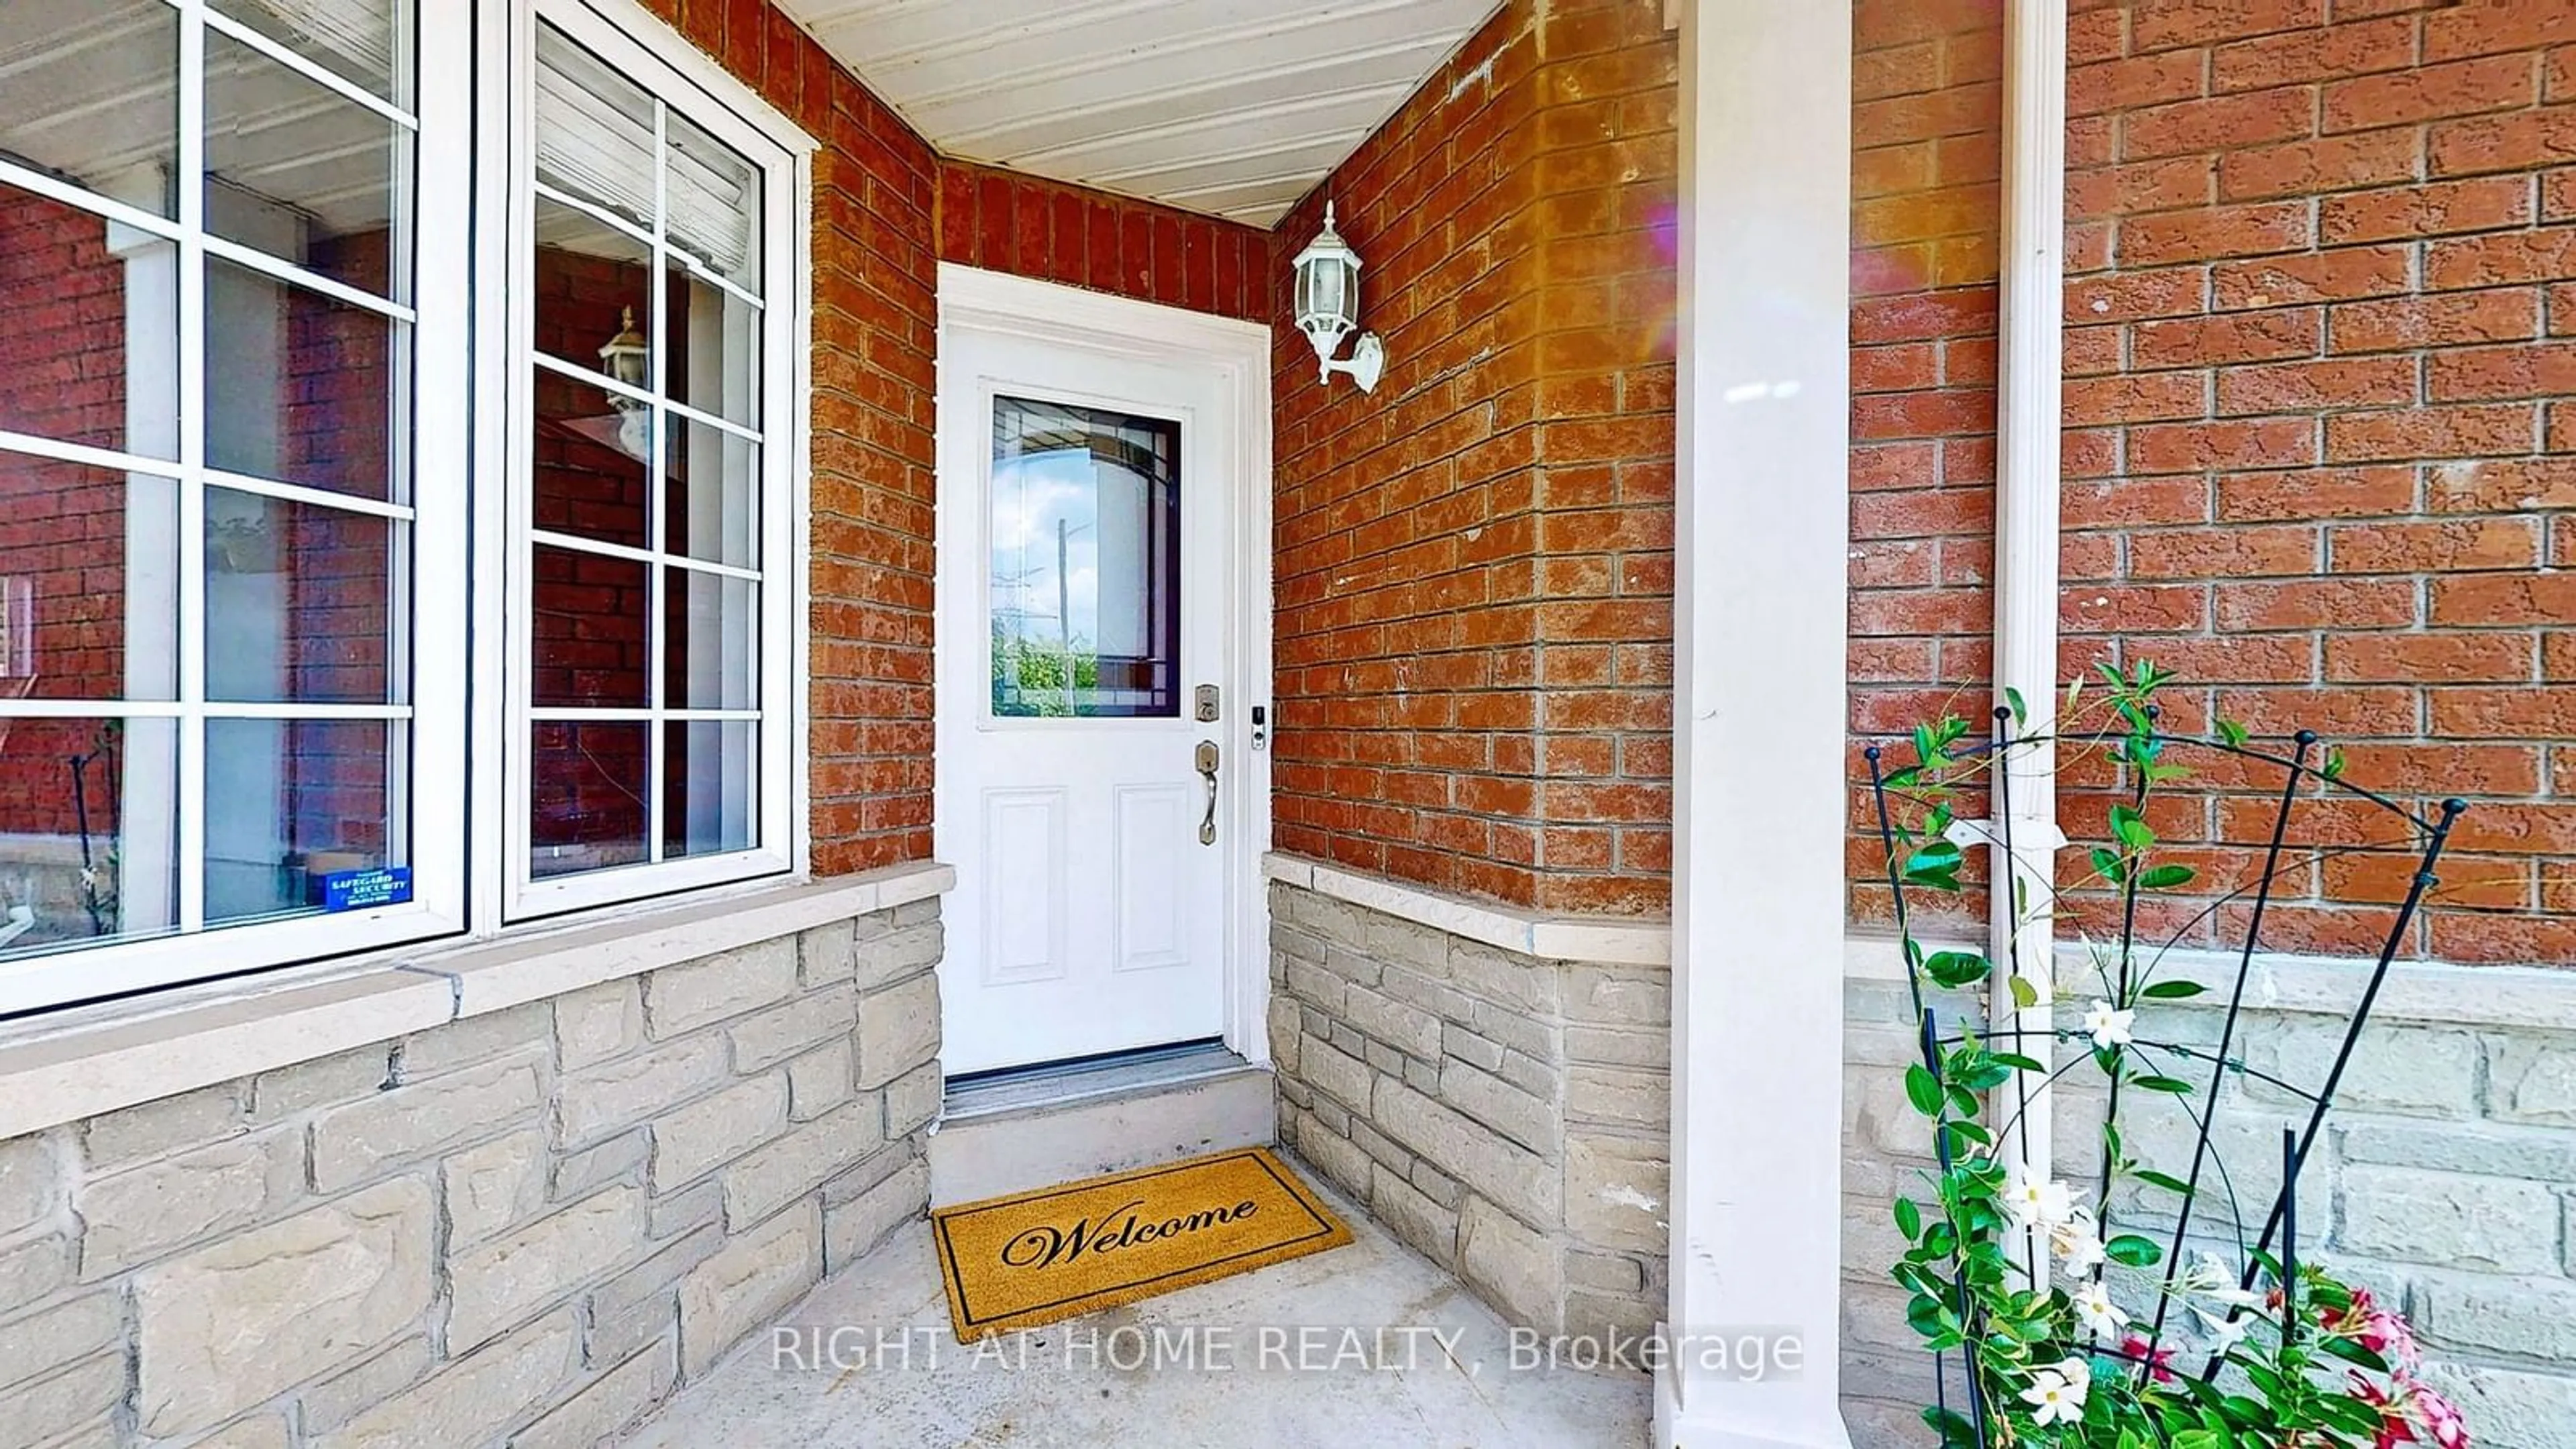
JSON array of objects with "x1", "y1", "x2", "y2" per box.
[
  {"x1": 2119, "y1": 1333, "x2": 2176, "y2": 1385},
  {"x1": 2416, "y1": 1385, "x2": 2469, "y2": 1449},
  {"x1": 2363, "y1": 1307, "x2": 2424, "y2": 1373}
]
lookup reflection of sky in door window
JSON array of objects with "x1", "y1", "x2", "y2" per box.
[{"x1": 988, "y1": 397, "x2": 1179, "y2": 718}]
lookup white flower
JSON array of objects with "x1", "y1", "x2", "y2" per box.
[
  {"x1": 2179, "y1": 1251, "x2": 2261, "y2": 1307},
  {"x1": 2019, "y1": 1357, "x2": 2091, "y2": 1428},
  {"x1": 2050, "y1": 1208, "x2": 2106, "y2": 1279},
  {"x1": 2072, "y1": 1281, "x2": 2129, "y2": 1336},
  {"x1": 2004, "y1": 1172, "x2": 2076, "y2": 1232},
  {"x1": 2190, "y1": 1302, "x2": 2251, "y2": 1356},
  {"x1": 2083, "y1": 999, "x2": 2135, "y2": 1049}
]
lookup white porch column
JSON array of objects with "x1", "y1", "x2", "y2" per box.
[{"x1": 1659, "y1": 1, "x2": 1852, "y2": 1446}]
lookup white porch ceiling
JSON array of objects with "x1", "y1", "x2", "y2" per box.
[{"x1": 777, "y1": 0, "x2": 1505, "y2": 227}]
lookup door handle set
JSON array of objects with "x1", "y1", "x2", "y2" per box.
[{"x1": 1195, "y1": 740, "x2": 1220, "y2": 845}]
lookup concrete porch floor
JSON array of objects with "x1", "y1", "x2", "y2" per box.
[{"x1": 620, "y1": 1173, "x2": 1652, "y2": 1448}]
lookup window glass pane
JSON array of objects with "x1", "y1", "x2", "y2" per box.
[
  {"x1": 0, "y1": 181, "x2": 180, "y2": 461},
  {"x1": 0, "y1": 714, "x2": 178, "y2": 959},
  {"x1": 0, "y1": 0, "x2": 182, "y2": 218},
  {"x1": 663, "y1": 417, "x2": 757, "y2": 569},
  {"x1": 531, "y1": 721, "x2": 645, "y2": 877},
  {"x1": 989, "y1": 397, "x2": 1181, "y2": 719},
  {"x1": 535, "y1": 26, "x2": 655, "y2": 235},
  {"x1": 205, "y1": 716, "x2": 398, "y2": 925},
  {"x1": 0, "y1": 450, "x2": 179, "y2": 701},
  {"x1": 665, "y1": 112, "x2": 761, "y2": 297},
  {"x1": 205, "y1": 28, "x2": 403, "y2": 301},
  {"x1": 209, "y1": 0, "x2": 411, "y2": 108},
  {"x1": 663, "y1": 720, "x2": 753, "y2": 860},
  {"x1": 662, "y1": 568, "x2": 754, "y2": 712},
  {"x1": 535, "y1": 196, "x2": 651, "y2": 384},
  {"x1": 663, "y1": 263, "x2": 759, "y2": 429},
  {"x1": 533, "y1": 545, "x2": 648, "y2": 709},
  {"x1": 533, "y1": 366, "x2": 649, "y2": 549},
  {"x1": 206, "y1": 256, "x2": 398, "y2": 502},
  {"x1": 205, "y1": 487, "x2": 392, "y2": 704}
]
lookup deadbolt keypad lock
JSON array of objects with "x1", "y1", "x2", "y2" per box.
[{"x1": 1195, "y1": 684, "x2": 1220, "y2": 723}]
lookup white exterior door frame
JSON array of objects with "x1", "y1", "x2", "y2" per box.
[
  {"x1": 1665, "y1": 1, "x2": 1853, "y2": 1446},
  {"x1": 932, "y1": 263, "x2": 1274, "y2": 1071}
]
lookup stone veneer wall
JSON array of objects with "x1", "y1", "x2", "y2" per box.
[
  {"x1": 0, "y1": 900, "x2": 942, "y2": 1449},
  {"x1": 1839, "y1": 957, "x2": 2576, "y2": 1449},
  {"x1": 1267, "y1": 880, "x2": 1670, "y2": 1339}
]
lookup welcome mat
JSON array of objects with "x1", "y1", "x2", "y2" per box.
[{"x1": 932, "y1": 1146, "x2": 1352, "y2": 1339}]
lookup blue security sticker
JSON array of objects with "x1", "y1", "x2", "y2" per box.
[{"x1": 324, "y1": 866, "x2": 413, "y2": 912}]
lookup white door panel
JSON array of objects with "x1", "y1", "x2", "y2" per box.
[{"x1": 936, "y1": 327, "x2": 1231, "y2": 1074}]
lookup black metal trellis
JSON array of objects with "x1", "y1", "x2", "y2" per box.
[{"x1": 1866, "y1": 710, "x2": 2465, "y2": 1438}]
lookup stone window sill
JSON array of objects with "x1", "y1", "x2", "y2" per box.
[{"x1": 0, "y1": 861, "x2": 953, "y2": 1139}]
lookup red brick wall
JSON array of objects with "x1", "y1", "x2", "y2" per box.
[
  {"x1": 1269, "y1": 0, "x2": 1679, "y2": 915},
  {"x1": 0, "y1": 189, "x2": 134, "y2": 839},
  {"x1": 936, "y1": 158, "x2": 1269, "y2": 323},
  {"x1": 631, "y1": 0, "x2": 1276, "y2": 875},
  {"x1": 1850, "y1": 0, "x2": 2576, "y2": 967}
]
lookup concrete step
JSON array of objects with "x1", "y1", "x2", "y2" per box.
[{"x1": 927, "y1": 1042, "x2": 1275, "y2": 1207}]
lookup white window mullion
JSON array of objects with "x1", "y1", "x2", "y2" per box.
[
  {"x1": 176, "y1": 0, "x2": 210, "y2": 935},
  {"x1": 642, "y1": 95, "x2": 669, "y2": 867}
]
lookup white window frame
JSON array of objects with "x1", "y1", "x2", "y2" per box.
[
  {"x1": 0, "y1": 0, "x2": 814, "y2": 1014},
  {"x1": 0, "y1": 0, "x2": 472, "y2": 1014},
  {"x1": 495, "y1": 0, "x2": 806, "y2": 922}
]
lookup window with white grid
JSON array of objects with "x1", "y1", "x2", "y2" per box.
[
  {"x1": 509, "y1": 4, "x2": 795, "y2": 918},
  {"x1": 0, "y1": 0, "x2": 805, "y2": 1011},
  {"x1": 0, "y1": 0, "x2": 472, "y2": 1010}
]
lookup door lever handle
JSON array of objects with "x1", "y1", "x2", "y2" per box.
[{"x1": 1194, "y1": 741, "x2": 1220, "y2": 845}]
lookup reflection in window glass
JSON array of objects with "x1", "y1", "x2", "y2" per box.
[
  {"x1": 0, "y1": 451, "x2": 179, "y2": 701},
  {"x1": 531, "y1": 721, "x2": 647, "y2": 878},
  {"x1": 205, "y1": 718, "x2": 396, "y2": 925},
  {"x1": 0, "y1": 716, "x2": 178, "y2": 959},
  {"x1": 0, "y1": 0, "x2": 182, "y2": 217},
  {"x1": 0, "y1": 183, "x2": 180, "y2": 460},
  {"x1": 989, "y1": 397, "x2": 1181, "y2": 719}
]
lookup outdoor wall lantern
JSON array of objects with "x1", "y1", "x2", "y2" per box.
[
  {"x1": 1292, "y1": 202, "x2": 1385, "y2": 394},
  {"x1": 598, "y1": 306, "x2": 653, "y2": 460}
]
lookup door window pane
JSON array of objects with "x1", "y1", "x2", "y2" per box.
[
  {"x1": 989, "y1": 397, "x2": 1181, "y2": 719},
  {"x1": 0, "y1": 714, "x2": 177, "y2": 959}
]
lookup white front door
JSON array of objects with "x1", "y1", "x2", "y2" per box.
[{"x1": 934, "y1": 313, "x2": 1234, "y2": 1075}]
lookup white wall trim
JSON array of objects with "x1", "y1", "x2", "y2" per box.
[
  {"x1": 0, "y1": 861, "x2": 953, "y2": 1140},
  {"x1": 933, "y1": 263, "x2": 1277, "y2": 1067},
  {"x1": 1262, "y1": 852, "x2": 1670, "y2": 966}
]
